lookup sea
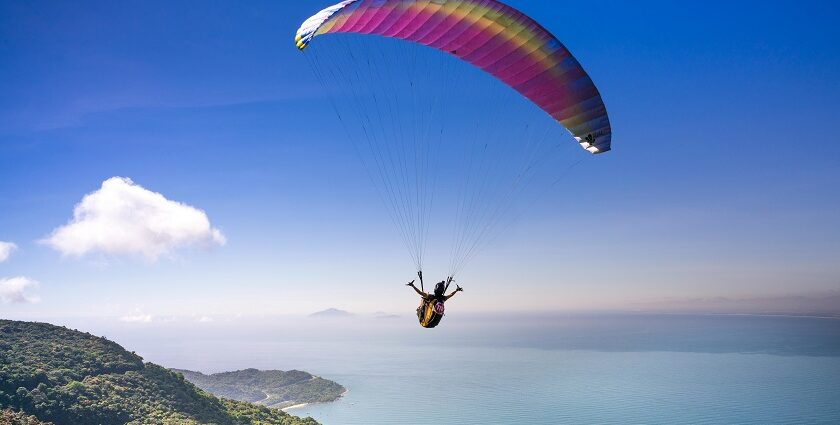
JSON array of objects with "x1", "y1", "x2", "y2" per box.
[{"x1": 59, "y1": 313, "x2": 840, "y2": 425}]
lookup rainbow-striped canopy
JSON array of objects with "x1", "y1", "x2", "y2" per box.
[{"x1": 296, "y1": 0, "x2": 611, "y2": 154}]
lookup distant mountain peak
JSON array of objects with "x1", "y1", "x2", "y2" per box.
[{"x1": 309, "y1": 308, "x2": 353, "y2": 317}]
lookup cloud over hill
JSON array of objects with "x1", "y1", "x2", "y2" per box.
[{"x1": 0, "y1": 277, "x2": 40, "y2": 304}]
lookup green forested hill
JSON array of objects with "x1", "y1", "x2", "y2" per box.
[
  {"x1": 1, "y1": 409, "x2": 53, "y2": 424},
  {"x1": 175, "y1": 369, "x2": 345, "y2": 409},
  {"x1": 0, "y1": 320, "x2": 318, "y2": 425}
]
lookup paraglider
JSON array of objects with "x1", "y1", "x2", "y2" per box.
[
  {"x1": 407, "y1": 272, "x2": 463, "y2": 328},
  {"x1": 295, "y1": 0, "x2": 612, "y2": 327}
]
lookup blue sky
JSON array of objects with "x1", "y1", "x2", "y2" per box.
[{"x1": 1, "y1": 0, "x2": 838, "y2": 319}]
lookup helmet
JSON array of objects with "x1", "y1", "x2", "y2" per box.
[{"x1": 434, "y1": 281, "x2": 446, "y2": 297}]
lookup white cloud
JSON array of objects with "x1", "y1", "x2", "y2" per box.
[
  {"x1": 0, "y1": 277, "x2": 41, "y2": 304},
  {"x1": 0, "y1": 242, "x2": 17, "y2": 263},
  {"x1": 196, "y1": 315, "x2": 214, "y2": 323},
  {"x1": 119, "y1": 310, "x2": 153, "y2": 323},
  {"x1": 43, "y1": 177, "x2": 226, "y2": 260}
]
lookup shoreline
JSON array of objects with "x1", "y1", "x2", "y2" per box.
[
  {"x1": 281, "y1": 403, "x2": 309, "y2": 412},
  {"x1": 283, "y1": 389, "x2": 349, "y2": 412}
]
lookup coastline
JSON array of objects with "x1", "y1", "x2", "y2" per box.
[
  {"x1": 281, "y1": 403, "x2": 309, "y2": 412},
  {"x1": 282, "y1": 389, "x2": 348, "y2": 412}
]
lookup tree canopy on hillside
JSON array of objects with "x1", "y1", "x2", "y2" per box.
[
  {"x1": 0, "y1": 320, "x2": 318, "y2": 425},
  {"x1": 175, "y1": 369, "x2": 345, "y2": 409}
]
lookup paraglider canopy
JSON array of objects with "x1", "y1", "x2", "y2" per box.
[{"x1": 295, "y1": 0, "x2": 612, "y2": 154}]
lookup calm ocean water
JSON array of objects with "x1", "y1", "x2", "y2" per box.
[
  {"x1": 60, "y1": 314, "x2": 840, "y2": 425},
  {"x1": 294, "y1": 348, "x2": 840, "y2": 425}
]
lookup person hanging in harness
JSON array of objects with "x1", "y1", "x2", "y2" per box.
[{"x1": 406, "y1": 271, "x2": 463, "y2": 328}]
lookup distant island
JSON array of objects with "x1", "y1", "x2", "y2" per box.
[
  {"x1": 0, "y1": 320, "x2": 320, "y2": 425},
  {"x1": 174, "y1": 369, "x2": 345, "y2": 410},
  {"x1": 309, "y1": 308, "x2": 353, "y2": 318}
]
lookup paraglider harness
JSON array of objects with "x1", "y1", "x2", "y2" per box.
[{"x1": 416, "y1": 272, "x2": 454, "y2": 329}]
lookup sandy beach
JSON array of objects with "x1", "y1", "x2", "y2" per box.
[{"x1": 283, "y1": 389, "x2": 348, "y2": 412}]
